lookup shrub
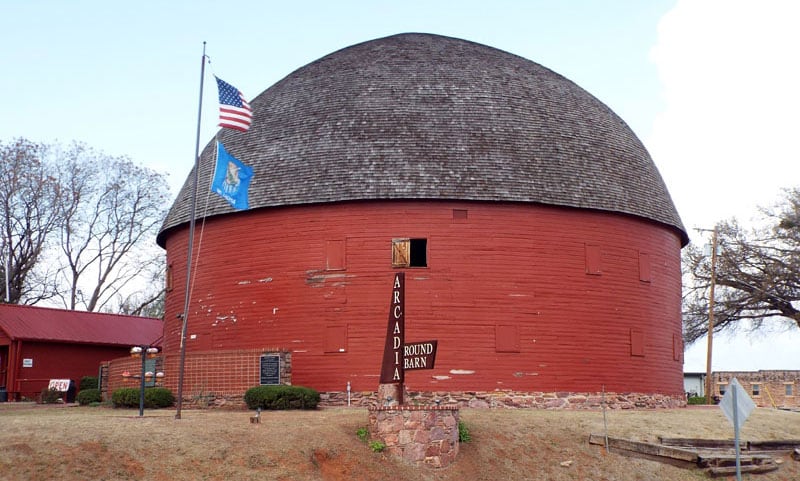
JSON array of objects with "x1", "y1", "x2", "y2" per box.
[
  {"x1": 112, "y1": 388, "x2": 139, "y2": 407},
  {"x1": 76, "y1": 388, "x2": 102, "y2": 405},
  {"x1": 79, "y1": 376, "x2": 99, "y2": 391},
  {"x1": 458, "y1": 421, "x2": 472, "y2": 443},
  {"x1": 687, "y1": 396, "x2": 707, "y2": 405},
  {"x1": 146, "y1": 388, "x2": 175, "y2": 408},
  {"x1": 111, "y1": 387, "x2": 175, "y2": 408},
  {"x1": 40, "y1": 388, "x2": 62, "y2": 404},
  {"x1": 243, "y1": 385, "x2": 320, "y2": 410},
  {"x1": 356, "y1": 427, "x2": 369, "y2": 442},
  {"x1": 369, "y1": 441, "x2": 386, "y2": 453}
]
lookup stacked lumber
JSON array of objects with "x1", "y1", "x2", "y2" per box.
[
  {"x1": 698, "y1": 453, "x2": 777, "y2": 476},
  {"x1": 588, "y1": 434, "x2": 697, "y2": 468},
  {"x1": 589, "y1": 434, "x2": 800, "y2": 477}
]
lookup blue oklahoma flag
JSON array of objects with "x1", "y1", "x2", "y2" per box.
[{"x1": 211, "y1": 141, "x2": 254, "y2": 210}]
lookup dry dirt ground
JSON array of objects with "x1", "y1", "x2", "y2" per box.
[{"x1": 0, "y1": 403, "x2": 799, "y2": 481}]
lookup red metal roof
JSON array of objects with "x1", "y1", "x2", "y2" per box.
[{"x1": 0, "y1": 304, "x2": 163, "y2": 346}]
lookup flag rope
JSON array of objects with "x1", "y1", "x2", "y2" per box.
[{"x1": 186, "y1": 140, "x2": 219, "y2": 302}]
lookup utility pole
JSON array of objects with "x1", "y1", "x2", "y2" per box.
[
  {"x1": 4, "y1": 253, "x2": 9, "y2": 302},
  {"x1": 704, "y1": 227, "x2": 718, "y2": 404},
  {"x1": 2, "y1": 236, "x2": 9, "y2": 302}
]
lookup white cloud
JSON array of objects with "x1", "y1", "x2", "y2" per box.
[
  {"x1": 648, "y1": 0, "x2": 800, "y2": 232},
  {"x1": 684, "y1": 325, "x2": 800, "y2": 372},
  {"x1": 649, "y1": 1, "x2": 800, "y2": 372}
]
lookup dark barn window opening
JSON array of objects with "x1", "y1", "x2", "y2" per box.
[
  {"x1": 392, "y1": 238, "x2": 428, "y2": 268},
  {"x1": 409, "y1": 238, "x2": 427, "y2": 267}
]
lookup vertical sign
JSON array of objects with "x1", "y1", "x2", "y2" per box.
[
  {"x1": 145, "y1": 359, "x2": 157, "y2": 387},
  {"x1": 380, "y1": 273, "x2": 404, "y2": 384}
]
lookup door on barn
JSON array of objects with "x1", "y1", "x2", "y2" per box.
[{"x1": 0, "y1": 345, "x2": 8, "y2": 400}]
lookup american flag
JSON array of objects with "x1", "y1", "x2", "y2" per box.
[{"x1": 215, "y1": 76, "x2": 253, "y2": 132}]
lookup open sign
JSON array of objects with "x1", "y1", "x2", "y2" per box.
[{"x1": 48, "y1": 379, "x2": 71, "y2": 392}]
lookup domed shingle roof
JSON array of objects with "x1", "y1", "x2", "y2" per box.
[{"x1": 158, "y1": 33, "x2": 687, "y2": 246}]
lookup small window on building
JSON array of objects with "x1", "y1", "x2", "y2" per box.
[
  {"x1": 585, "y1": 244, "x2": 601, "y2": 275},
  {"x1": 392, "y1": 238, "x2": 427, "y2": 268},
  {"x1": 672, "y1": 334, "x2": 682, "y2": 361},
  {"x1": 718, "y1": 383, "x2": 728, "y2": 396},
  {"x1": 752, "y1": 383, "x2": 760, "y2": 396},
  {"x1": 639, "y1": 251, "x2": 651, "y2": 283},
  {"x1": 326, "y1": 240, "x2": 345, "y2": 270},
  {"x1": 452, "y1": 209, "x2": 468, "y2": 221},
  {"x1": 630, "y1": 329, "x2": 645, "y2": 357},
  {"x1": 166, "y1": 263, "x2": 174, "y2": 292},
  {"x1": 785, "y1": 384, "x2": 794, "y2": 396},
  {"x1": 496, "y1": 325, "x2": 520, "y2": 353},
  {"x1": 324, "y1": 325, "x2": 347, "y2": 353}
]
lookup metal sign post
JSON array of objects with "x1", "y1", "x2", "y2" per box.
[{"x1": 719, "y1": 377, "x2": 756, "y2": 481}]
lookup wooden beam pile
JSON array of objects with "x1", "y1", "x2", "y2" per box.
[{"x1": 589, "y1": 434, "x2": 800, "y2": 477}]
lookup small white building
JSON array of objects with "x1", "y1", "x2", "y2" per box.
[{"x1": 683, "y1": 372, "x2": 706, "y2": 398}]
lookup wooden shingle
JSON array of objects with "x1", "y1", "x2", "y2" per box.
[{"x1": 158, "y1": 33, "x2": 687, "y2": 247}]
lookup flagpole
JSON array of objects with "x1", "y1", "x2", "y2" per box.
[{"x1": 175, "y1": 41, "x2": 207, "y2": 420}]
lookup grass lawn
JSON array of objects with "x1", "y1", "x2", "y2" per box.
[{"x1": 1, "y1": 403, "x2": 798, "y2": 480}]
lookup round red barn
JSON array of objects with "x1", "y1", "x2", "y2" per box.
[{"x1": 157, "y1": 33, "x2": 688, "y2": 406}]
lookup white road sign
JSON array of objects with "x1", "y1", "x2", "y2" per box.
[{"x1": 719, "y1": 377, "x2": 755, "y2": 431}]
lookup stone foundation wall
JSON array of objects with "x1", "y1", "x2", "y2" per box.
[
  {"x1": 368, "y1": 405, "x2": 459, "y2": 468},
  {"x1": 323, "y1": 389, "x2": 686, "y2": 409},
  {"x1": 165, "y1": 389, "x2": 685, "y2": 411}
]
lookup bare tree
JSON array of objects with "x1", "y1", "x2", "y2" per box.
[
  {"x1": 0, "y1": 139, "x2": 64, "y2": 304},
  {"x1": 114, "y1": 260, "x2": 166, "y2": 318},
  {"x1": 53, "y1": 143, "x2": 170, "y2": 312},
  {"x1": 683, "y1": 188, "x2": 800, "y2": 344}
]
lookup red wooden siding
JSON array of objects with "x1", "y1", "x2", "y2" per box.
[
  {"x1": 12, "y1": 342, "x2": 129, "y2": 398},
  {"x1": 162, "y1": 200, "x2": 684, "y2": 396}
]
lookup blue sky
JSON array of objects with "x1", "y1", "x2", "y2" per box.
[
  {"x1": 2, "y1": 0, "x2": 799, "y2": 372},
  {"x1": 1, "y1": 0, "x2": 670, "y2": 193}
]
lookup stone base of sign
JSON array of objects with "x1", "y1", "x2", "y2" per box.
[
  {"x1": 377, "y1": 383, "x2": 404, "y2": 405},
  {"x1": 322, "y1": 389, "x2": 686, "y2": 409},
  {"x1": 368, "y1": 404, "x2": 459, "y2": 468}
]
